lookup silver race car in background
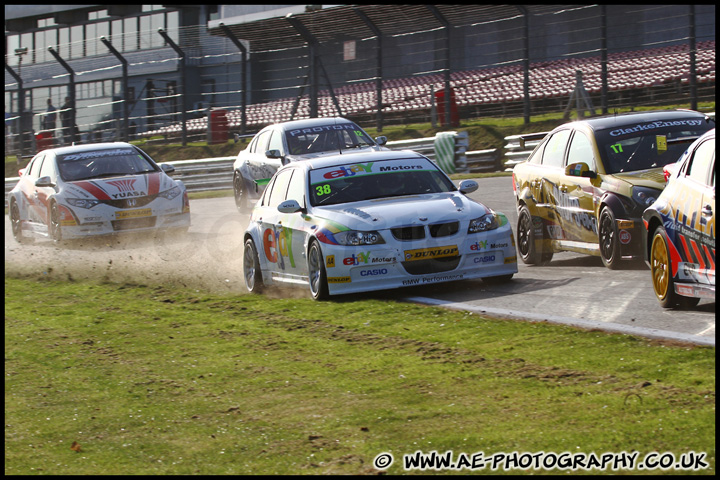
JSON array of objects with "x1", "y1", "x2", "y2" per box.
[{"x1": 232, "y1": 117, "x2": 387, "y2": 212}]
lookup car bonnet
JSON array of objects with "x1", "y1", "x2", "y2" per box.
[
  {"x1": 63, "y1": 172, "x2": 173, "y2": 201},
  {"x1": 311, "y1": 191, "x2": 490, "y2": 231}
]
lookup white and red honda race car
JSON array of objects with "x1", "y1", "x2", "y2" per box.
[{"x1": 8, "y1": 142, "x2": 190, "y2": 244}]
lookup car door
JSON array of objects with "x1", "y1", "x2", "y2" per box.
[
  {"x1": 246, "y1": 129, "x2": 274, "y2": 192},
  {"x1": 675, "y1": 137, "x2": 715, "y2": 285},
  {"x1": 558, "y1": 130, "x2": 599, "y2": 243},
  {"x1": 533, "y1": 128, "x2": 572, "y2": 241},
  {"x1": 36, "y1": 152, "x2": 59, "y2": 227},
  {"x1": 257, "y1": 168, "x2": 299, "y2": 279},
  {"x1": 21, "y1": 154, "x2": 47, "y2": 225}
]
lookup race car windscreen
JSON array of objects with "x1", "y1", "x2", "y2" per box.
[
  {"x1": 58, "y1": 148, "x2": 159, "y2": 181},
  {"x1": 309, "y1": 158, "x2": 456, "y2": 206},
  {"x1": 597, "y1": 118, "x2": 714, "y2": 174},
  {"x1": 285, "y1": 123, "x2": 376, "y2": 155}
]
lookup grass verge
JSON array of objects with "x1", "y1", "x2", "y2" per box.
[{"x1": 5, "y1": 275, "x2": 715, "y2": 475}]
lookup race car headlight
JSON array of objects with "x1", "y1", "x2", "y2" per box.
[
  {"x1": 334, "y1": 230, "x2": 385, "y2": 246},
  {"x1": 66, "y1": 198, "x2": 101, "y2": 209},
  {"x1": 158, "y1": 185, "x2": 182, "y2": 200},
  {"x1": 468, "y1": 213, "x2": 499, "y2": 233},
  {"x1": 632, "y1": 187, "x2": 660, "y2": 208}
]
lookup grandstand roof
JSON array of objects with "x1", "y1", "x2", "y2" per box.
[{"x1": 208, "y1": 4, "x2": 578, "y2": 52}]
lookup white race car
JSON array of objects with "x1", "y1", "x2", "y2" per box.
[
  {"x1": 243, "y1": 150, "x2": 518, "y2": 300},
  {"x1": 8, "y1": 142, "x2": 191, "y2": 243}
]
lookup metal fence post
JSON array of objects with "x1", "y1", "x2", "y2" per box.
[
  {"x1": 158, "y1": 28, "x2": 187, "y2": 146},
  {"x1": 100, "y1": 36, "x2": 129, "y2": 142},
  {"x1": 47, "y1": 46, "x2": 77, "y2": 145}
]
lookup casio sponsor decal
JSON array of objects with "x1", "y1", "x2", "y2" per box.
[
  {"x1": 404, "y1": 245, "x2": 458, "y2": 261},
  {"x1": 359, "y1": 268, "x2": 388, "y2": 277},
  {"x1": 473, "y1": 254, "x2": 496, "y2": 264}
]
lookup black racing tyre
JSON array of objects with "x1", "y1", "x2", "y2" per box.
[
  {"x1": 598, "y1": 206, "x2": 621, "y2": 270},
  {"x1": 234, "y1": 173, "x2": 248, "y2": 214},
  {"x1": 307, "y1": 240, "x2": 329, "y2": 301},
  {"x1": 516, "y1": 205, "x2": 553, "y2": 265},
  {"x1": 650, "y1": 227, "x2": 700, "y2": 309},
  {"x1": 243, "y1": 238, "x2": 264, "y2": 294},
  {"x1": 10, "y1": 199, "x2": 33, "y2": 244}
]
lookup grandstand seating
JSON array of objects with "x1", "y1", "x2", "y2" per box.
[{"x1": 144, "y1": 41, "x2": 715, "y2": 137}]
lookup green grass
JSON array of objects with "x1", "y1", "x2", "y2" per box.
[{"x1": 5, "y1": 275, "x2": 715, "y2": 475}]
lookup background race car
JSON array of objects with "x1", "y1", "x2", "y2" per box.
[
  {"x1": 232, "y1": 117, "x2": 387, "y2": 213},
  {"x1": 242, "y1": 150, "x2": 517, "y2": 300},
  {"x1": 642, "y1": 129, "x2": 715, "y2": 308},
  {"x1": 512, "y1": 109, "x2": 714, "y2": 269},
  {"x1": 8, "y1": 142, "x2": 190, "y2": 244}
]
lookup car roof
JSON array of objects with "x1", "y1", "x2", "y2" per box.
[
  {"x1": 268, "y1": 117, "x2": 359, "y2": 131},
  {"x1": 43, "y1": 142, "x2": 137, "y2": 156},
  {"x1": 568, "y1": 109, "x2": 713, "y2": 133},
  {"x1": 288, "y1": 150, "x2": 429, "y2": 172}
]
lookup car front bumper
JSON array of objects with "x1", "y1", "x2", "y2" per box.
[{"x1": 322, "y1": 226, "x2": 518, "y2": 296}]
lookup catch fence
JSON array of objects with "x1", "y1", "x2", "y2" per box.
[{"x1": 4, "y1": 5, "x2": 716, "y2": 158}]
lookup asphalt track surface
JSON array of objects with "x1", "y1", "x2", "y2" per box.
[{"x1": 4, "y1": 176, "x2": 715, "y2": 346}]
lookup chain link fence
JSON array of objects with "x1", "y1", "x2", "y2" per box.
[{"x1": 5, "y1": 5, "x2": 715, "y2": 157}]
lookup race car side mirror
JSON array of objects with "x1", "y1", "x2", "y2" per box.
[
  {"x1": 278, "y1": 199, "x2": 304, "y2": 214},
  {"x1": 375, "y1": 136, "x2": 387, "y2": 146},
  {"x1": 266, "y1": 149, "x2": 283, "y2": 159},
  {"x1": 458, "y1": 179, "x2": 478, "y2": 194},
  {"x1": 35, "y1": 176, "x2": 56, "y2": 188},
  {"x1": 160, "y1": 163, "x2": 176, "y2": 174},
  {"x1": 565, "y1": 162, "x2": 597, "y2": 179}
]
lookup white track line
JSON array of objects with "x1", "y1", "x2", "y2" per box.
[{"x1": 404, "y1": 296, "x2": 715, "y2": 347}]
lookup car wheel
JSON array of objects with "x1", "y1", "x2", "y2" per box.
[
  {"x1": 10, "y1": 199, "x2": 33, "y2": 244},
  {"x1": 307, "y1": 240, "x2": 329, "y2": 301},
  {"x1": 598, "y1": 206, "x2": 621, "y2": 269},
  {"x1": 650, "y1": 227, "x2": 700, "y2": 309},
  {"x1": 49, "y1": 201, "x2": 63, "y2": 244},
  {"x1": 243, "y1": 238, "x2": 264, "y2": 294},
  {"x1": 234, "y1": 173, "x2": 248, "y2": 214},
  {"x1": 516, "y1": 205, "x2": 553, "y2": 265}
]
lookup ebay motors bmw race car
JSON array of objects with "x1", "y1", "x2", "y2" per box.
[
  {"x1": 242, "y1": 150, "x2": 518, "y2": 300},
  {"x1": 8, "y1": 142, "x2": 190, "y2": 243},
  {"x1": 642, "y1": 129, "x2": 715, "y2": 308},
  {"x1": 232, "y1": 117, "x2": 387, "y2": 213}
]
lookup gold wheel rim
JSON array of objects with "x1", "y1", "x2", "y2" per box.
[{"x1": 650, "y1": 233, "x2": 670, "y2": 300}]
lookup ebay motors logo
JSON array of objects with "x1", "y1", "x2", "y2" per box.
[
  {"x1": 344, "y1": 252, "x2": 371, "y2": 265},
  {"x1": 323, "y1": 162, "x2": 373, "y2": 179}
]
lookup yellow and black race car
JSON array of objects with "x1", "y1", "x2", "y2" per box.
[{"x1": 512, "y1": 110, "x2": 714, "y2": 269}]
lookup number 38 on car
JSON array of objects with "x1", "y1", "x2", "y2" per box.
[{"x1": 242, "y1": 150, "x2": 518, "y2": 300}]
